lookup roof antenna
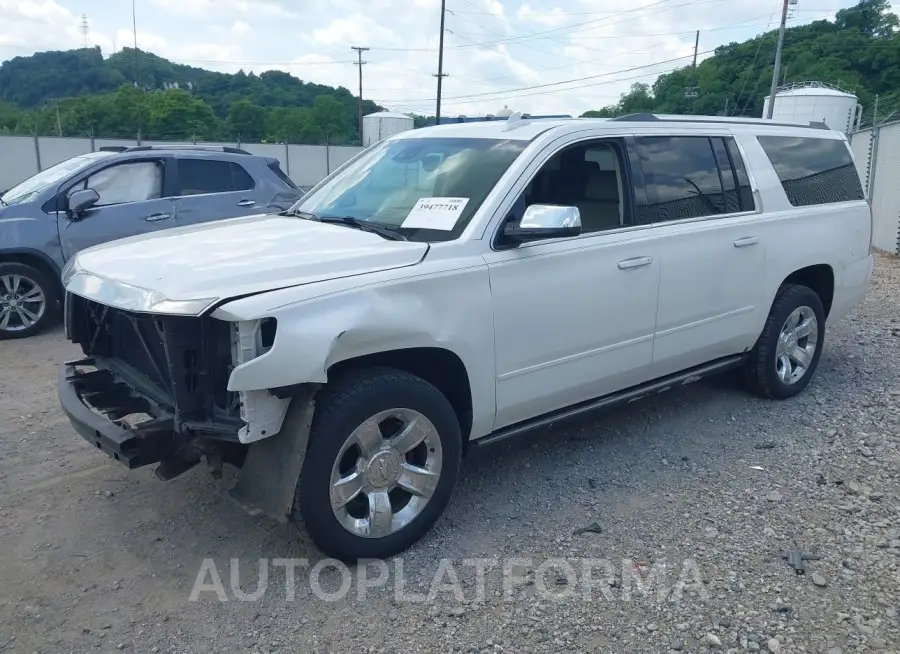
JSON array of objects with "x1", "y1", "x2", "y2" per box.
[{"x1": 502, "y1": 111, "x2": 532, "y2": 132}]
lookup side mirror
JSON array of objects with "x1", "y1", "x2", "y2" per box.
[
  {"x1": 499, "y1": 204, "x2": 582, "y2": 247},
  {"x1": 67, "y1": 188, "x2": 99, "y2": 218}
]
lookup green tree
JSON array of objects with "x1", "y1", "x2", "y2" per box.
[
  {"x1": 836, "y1": 0, "x2": 899, "y2": 37},
  {"x1": 146, "y1": 89, "x2": 220, "y2": 140},
  {"x1": 307, "y1": 95, "x2": 348, "y2": 143},
  {"x1": 225, "y1": 99, "x2": 267, "y2": 140}
]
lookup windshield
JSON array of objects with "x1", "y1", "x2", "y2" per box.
[
  {"x1": 0, "y1": 151, "x2": 114, "y2": 206},
  {"x1": 291, "y1": 137, "x2": 529, "y2": 242}
]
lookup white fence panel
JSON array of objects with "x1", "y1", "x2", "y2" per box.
[
  {"x1": 288, "y1": 145, "x2": 329, "y2": 187},
  {"x1": 0, "y1": 136, "x2": 39, "y2": 190},
  {"x1": 328, "y1": 146, "x2": 364, "y2": 173},
  {"x1": 39, "y1": 137, "x2": 93, "y2": 168},
  {"x1": 869, "y1": 122, "x2": 900, "y2": 254},
  {"x1": 849, "y1": 128, "x2": 873, "y2": 197},
  {"x1": 0, "y1": 135, "x2": 366, "y2": 195}
]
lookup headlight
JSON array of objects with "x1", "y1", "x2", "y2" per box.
[{"x1": 60, "y1": 257, "x2": 83, "y2": 287}]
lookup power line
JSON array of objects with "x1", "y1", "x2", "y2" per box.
[{"x1": 380, "y1": 49, "x2": 709, "y2": 104}]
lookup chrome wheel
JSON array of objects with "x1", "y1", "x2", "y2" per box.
[
  {"x1": 329, "y1": 408, "x2": 443, "y2": 539},
  {"x1": 0, "y1": 274, "x2": 46, "y2": 333},
  {"x1": 775, "y1": 305, "x2": 818, "y2": 385}
]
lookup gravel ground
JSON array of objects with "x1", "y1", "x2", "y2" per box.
[{"x1": 1, "y1": 254, "x2": 898, "y2": 654}]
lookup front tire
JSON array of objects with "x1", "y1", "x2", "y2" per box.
[
  {"x1": 0, "y1": 262, "x2": 59, "y2": 340},
  {"x1": 743, "y1": 283, "x2": 825, "y2": 400},
  {"x1": 294, "y1": 367, "x2": 462, "y2": 561}
]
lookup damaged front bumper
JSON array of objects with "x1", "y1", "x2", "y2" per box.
[{"x1": 59, "y1": 358, "x2": 177, "y2": 468}]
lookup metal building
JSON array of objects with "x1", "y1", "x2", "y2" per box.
[{"x1": 763, "y1": 82, "x2": 862, "y2": 133}]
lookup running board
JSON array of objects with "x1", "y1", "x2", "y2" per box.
[{"x1": 471, "y1": 355, "x2": 746, "y2": 449}]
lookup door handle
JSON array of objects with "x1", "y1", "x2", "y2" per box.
[
  {"x1": 237, "y1": 199, "x2": 256, "y2": 207},
  {"x1": 144, "y1": 213, "x2": 170, "y2": 222},
  {"x1": 618, "y1": 256, "x2": 653, "y2": 270},
  {"x1": 733, "y1": 236, "x2": 759, "y2": 248}
]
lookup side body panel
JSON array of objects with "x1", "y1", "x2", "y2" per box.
[
  {"x1": 213, "y1": 242, "x2": 498, "y2": 441},
  {"x1": 735, "y1": 132, "x2": 873, "y2": 330}
]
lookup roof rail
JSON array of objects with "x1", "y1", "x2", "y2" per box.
[
  {"x1": 608, "y1": 113, "x2": 830, "y2": 130},
  {"x1": 98, "y1": 146, "x2": 129, "y2": 152},
  {"x1": 123, "y1": 145, "x2": 254, "y2": 154}
]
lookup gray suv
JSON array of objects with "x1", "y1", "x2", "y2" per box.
[{"x1": 0, "y1": 145, "x2": 304, "y2": 339}]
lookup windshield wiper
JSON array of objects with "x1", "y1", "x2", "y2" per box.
[{"x1": 316, "y1": 215, "x2": 408, "y2": 241}]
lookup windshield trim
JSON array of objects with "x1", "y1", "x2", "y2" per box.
[{"x1": 291, "y1": 136, "x2": 530, "y2": 243}]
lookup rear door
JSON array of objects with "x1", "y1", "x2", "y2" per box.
[
  {"x1": 57, "y1": 156, "x2": 177, "y2": 260},
  {"x1": 171, "y1": 157, "x2": 264, "y2": 227},
  {"x1": 634, "y1": 133, "x2": 766, "y2": 378}
]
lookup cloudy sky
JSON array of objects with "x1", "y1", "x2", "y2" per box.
[{"x1": 0, "y1": 0, "x2": 865, "y2": 117}]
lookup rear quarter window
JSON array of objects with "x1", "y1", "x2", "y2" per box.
[
  {"x1": 267, "y1": 161, "x2": 298, "y2": 189},
  {"x1": 756, "y1": 135, "x2": 864, "y2": 207}
]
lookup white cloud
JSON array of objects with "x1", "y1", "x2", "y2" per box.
[
  {"x1": 0, "y1": 0, "x2": 866, "y2": 117},
  {"x1": 230, "y1": 20, "x2": 250, "y2": 37}
]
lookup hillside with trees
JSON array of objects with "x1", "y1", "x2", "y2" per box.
[
  {"x1": 0, "y1": 47, "x2": 381, "y2": 144},
  {"x1": 581, "y1": 0, "x2": 900, "y2": 122}
]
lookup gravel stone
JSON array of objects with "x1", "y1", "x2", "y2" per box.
[
  {"x1": 811, "y1": 572, "x2": 828, "y2": 587},
  {"x1": 1, "y1": 254, "x2": 900, "y2": 653},
  {"x1": 703, "y1": 633, "x2": 723, "y2": 648}
]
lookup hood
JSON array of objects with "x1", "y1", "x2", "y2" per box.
[{"x1": 64, "y1": 213, "x2": 428, "y2": 316}]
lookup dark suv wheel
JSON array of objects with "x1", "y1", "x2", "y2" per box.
[
  {"x1": 0, "y1": 262, "x2": 59, "y2": 340},
  {"x1": 293, "y1": 367, "x2": 462, "y2": 561},
  {"x1": 743, "y1": 283, "x2": 826, "y2": 400}
]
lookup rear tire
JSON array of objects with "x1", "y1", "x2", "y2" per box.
[
  {"x1": 294, "y1": 367, "x2": 462, "y2": 561},
  {"x1": 743, "y1": 283, "x2": 825, "y2": 400},
  {"x1": 0, "y1": 262, "x2": 59, "y2": 340}
]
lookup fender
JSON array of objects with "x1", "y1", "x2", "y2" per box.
[
  {"x1": 212, "y1": 262, "x2": 497, "y2": 443},
  {"x1": 0, "y1": 247, "x2": 64, "y2": 277}
]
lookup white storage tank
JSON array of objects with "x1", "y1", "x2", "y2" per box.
[
  {"x1": 362, "y1": 111, "x2": 414, "y2": 146},
  {"x1": 762, "y1": 82, "x2": 862, "y2": 133}
]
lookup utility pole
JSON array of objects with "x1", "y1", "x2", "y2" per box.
[
  {"x1": 766, "y1": 0, "x2": 791, "y2": 119},
  {"x1": 435, "y1": 0, "x2": 448, "y2": 124},
  {"x1": 351, "y1": 46, "x2": 369, "y2": 143},
  {"x1": 132, "y1": 0, "x2": 140, "y2": 87},
  {"x1": 692, "y1": 30, "x2": 699, "y2": 68}
]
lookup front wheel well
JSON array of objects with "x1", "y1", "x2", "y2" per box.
[
  {"x1": 326, "y1": 347, "x2": 474, "y2": 449},
  {"x1": 0, "y1": 253, "x2": 63, "y2": 302},
  {"x1": 782, "y1": 264, "x2": 834, "y2": 318}
]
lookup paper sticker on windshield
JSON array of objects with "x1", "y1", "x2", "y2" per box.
[{"x1": 402, "y1": 197, "x2": 470, "y2": 230}]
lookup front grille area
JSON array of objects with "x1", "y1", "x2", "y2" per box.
[{"x1": 66, "y1": 293, "x2": 240, "y2": 436}]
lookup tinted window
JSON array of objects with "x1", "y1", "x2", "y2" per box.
[
  {"x1": 711, "y1": 137, "x2": 740, "y2": 213},
  {"x1": 179, "y1": 159, "x2": 233, "y2": 195},
  {"x1": 520, "y1": 140, "x2": 626, "y2": 233},
  {"x1": 757, "y1": 136, "x2": 864, "y2": 206},
  {"x1": 637, "y1": 136, "x2": 724, "y2": 222},
  {"x1": 268, "y1": 161, "x2": 298, "y2": 189},
  {"x1": 725, "y1": 138, "x2": 755, "y2": 211},
  {"x1": 231, "y1": 163, "x2": 254, "y2": 191}
]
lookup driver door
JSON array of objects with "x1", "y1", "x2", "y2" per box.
[{"x1": 57, "y1": 157, "x2": 177, "y2": 260}]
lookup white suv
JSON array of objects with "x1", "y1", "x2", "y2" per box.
[{"x1": 58, "y1": 113, "x2": 874, "y2": 560}]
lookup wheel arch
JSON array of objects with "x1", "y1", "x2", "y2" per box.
[
  {"x1": 326, "y1": 346, "x2": 475, "y2": 451},
  {"x1": 0, "y1": 248, "x2": 63, "y2": 294},
  {"x1": 781, "y1": 264, "x2": 834, "y2": 319}
]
